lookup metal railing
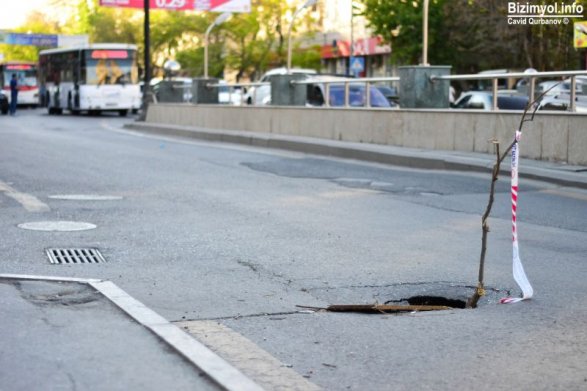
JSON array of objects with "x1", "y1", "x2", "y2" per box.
[
  {"x1": 291, "y1": 76, "x2": 400, "y2": 108},
  {"x1": 155, "y1": 69, "x2": 587, "y2": 112},
  {"x1": 206, "y1": 81, "x2": 269, "y2": 105},
  {"x1": 431, "y1": 70, "x2": 587, "y2": 111}
]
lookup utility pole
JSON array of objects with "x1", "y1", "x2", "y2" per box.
[
  {"x1": 349, "y1": 0, "x2": 354, "y2": 76},
  {"x1": 140, "y1": 0, "x2": 151, "y2": 121}
]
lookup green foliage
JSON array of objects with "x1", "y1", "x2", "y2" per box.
[
  {"x1": 291, "y1": 44, "x2": 322, "y2": 69},
  {"x1": 0, "y1": 11, "x2": 62, "y2": 62},
  {"x1": 359, "y1": 0, "x2": 446, "y2": 65},
  {"x1": 360, "y1": 0, "x2": 585, "y2": 72}
]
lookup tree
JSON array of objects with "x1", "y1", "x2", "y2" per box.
[
  {"x1": 359, "y1": 0, "x2": 585, "y2": 72},
  {"x1": 358, "y1": 0, "x2": 447, "y2": 65},
  {"x1": 0, "y1": 12, "x2": 62, "y2": 62}
]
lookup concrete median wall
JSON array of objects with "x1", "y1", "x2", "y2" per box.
[{"x1": 146, "y1": 104, "x2": 587, "y2": 165}]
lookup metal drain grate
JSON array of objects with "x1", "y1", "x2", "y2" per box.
[{"x1": 46, "y1": 248, "x2": 106, "y2": 264}]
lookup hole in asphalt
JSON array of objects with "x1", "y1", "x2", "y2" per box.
[{"x1": 404, "y1": 295, "x2": 467, "y2": 309}]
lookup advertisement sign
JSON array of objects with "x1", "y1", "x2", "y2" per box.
[
  {"x1": 4, "y1": 33, "x2": 58, "y2": 47},
  {"x1": 195, "y1": 0, "x2": 251, "y2": 12},
  {"x1": 0, "y1": 33, "x2": 88, "y2": 48},
  {"x1": 575, "y1": 21, "x2": 587, "y2": 49},
  {"x1": 99, "y1": 0, "x2": 194, "y2": 11}
]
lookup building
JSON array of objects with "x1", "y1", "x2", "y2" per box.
[{"x1": 317, "y1": 0, "x2": 391, "y2": 77}]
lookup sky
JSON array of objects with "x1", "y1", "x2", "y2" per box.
[{"x1": 0, "y1": 0, "x2": 51, "y2": 30}]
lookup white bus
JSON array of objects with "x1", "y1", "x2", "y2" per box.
[
  {"x1": 0, "y1": 61, "x2": 40, "y2": 107},
  {"x1": 39, "y1": 44, "x2": 141, "y2": 115}
]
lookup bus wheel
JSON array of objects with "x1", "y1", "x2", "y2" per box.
[{"x1": 118, "y1": 109, "x2": 128, "y2": 117}]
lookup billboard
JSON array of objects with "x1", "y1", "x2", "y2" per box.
[
  {"x1": 99, "y1": 0, "x2": 251, "y2": 12},
  {"x1": 195, "y1": 0, "x2": 251, "y2": 12},
  {"x1": 99, "y1": 0, "x2": 194, "y2": 10},
  {"x1": 0, "y1": 33, "x2": 88, "y2": 48}
]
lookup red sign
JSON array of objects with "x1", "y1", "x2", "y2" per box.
[
  {"x1": 99, "y1": 0, "x2": 193, "y2": 10},
  {"x1": 91, "y1": 50, "x2": 129, "y2": 59},
  {"x1": 6, "y1": 64, "x2": 34, "y2": 70},
  {"x1": 321, "y1": 36, "x2": 391, "y2": 59}
]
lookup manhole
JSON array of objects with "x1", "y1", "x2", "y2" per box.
[
  {"x1": 46, "y1": 248, "x2": 106, "y2": 264},
  {"x1": 18, "y1": 221, "x2": 97, "y2": 231}
]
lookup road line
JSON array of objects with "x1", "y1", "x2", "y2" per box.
[
  {"x1": 176, "y1": 320, "x2": 322, "y2": 391},
  {"x1": 0, "y1": 180, "x2": 50, "y2": 212}
]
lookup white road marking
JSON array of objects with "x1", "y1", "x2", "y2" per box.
[
  {"x1": 48, "y1": 194, "x2": 123, "y2": 201},
  {"x1": 17, "y1": 221, "x2": 97, "y2": 231},
  {"x1": 176, "y1": 320, "x2": 322, "y2": 391},
  {"x1": 0, "y1": 180, "x2": 50, "y2": 212}
]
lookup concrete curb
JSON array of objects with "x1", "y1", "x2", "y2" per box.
[
  {"x1": 124, "y1": 122, "x2": 587, "y2": 190},
  {"x1": 0, "y1": 274, "x2": 264, "y2": 391}
]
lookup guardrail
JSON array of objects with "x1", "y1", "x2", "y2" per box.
[
  {"x1": 291, "y1": 76, "x2": 400, "y2": 108},
  {"x1": 155, "y1": 69, "x2": 587, "y2": 112},
  {"x1": 207, "y1": 81, "x2": 268, "y2": 105},
  {"x1": 431, "y1": 70, "x2": 587, "y2": 111}
]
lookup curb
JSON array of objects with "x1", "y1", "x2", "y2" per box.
[
  {"x1": 0, "y1": 274, "x2": 264, "y2": 391},
  {"x1": 124, "y1": 122, "x2": 587, "y2": 190}
]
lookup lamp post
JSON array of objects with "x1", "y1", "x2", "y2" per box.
[
  {"x1": 287, "y1": 0, "x2": 318, "y2": 73},
  {"x1": 205, "y1": 12, "x2": 231, "y2": 79},
  {"x1": 422, "y1": 0, "x2": 429, "y2": 66}
]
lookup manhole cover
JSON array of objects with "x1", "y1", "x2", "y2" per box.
[
  {"x1": 48, "y1": 195, "x2": 123, "y2": 201},
  {"x1": 18, "y1": 221, "x2": 97, "y2": 231},
  {"x1": 46, "y1": 248, "x2": 106, "y2": 264}
]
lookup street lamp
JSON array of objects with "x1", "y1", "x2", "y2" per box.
[
  {"x1": 287, "y1": 0, "x2": 318, "y2": 73},
  {"x1": 422, "y1": 0, "x2": 429, "y2": 66},
  {"x1": 205, "y1": 12, "x2": 232, "y2": 79}
]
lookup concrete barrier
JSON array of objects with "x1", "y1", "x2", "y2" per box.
[{"x1": 146, "y1": 104, "x2": 587, "y2": 165}]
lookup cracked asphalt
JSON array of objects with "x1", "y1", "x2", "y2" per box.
[{"x1": 1, "y1": 109, "x2": 587, "y2": 390}]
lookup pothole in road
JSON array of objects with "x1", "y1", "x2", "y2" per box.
[
  {"x1": 304, "y1": 282, "x2": 507, "y2": 311},
  {"x1": 17, "y1": 221, "x2": 97, "y2": 232},
  {"x1": 389, "y1": 295, "x2": 467, "y2": 309}
]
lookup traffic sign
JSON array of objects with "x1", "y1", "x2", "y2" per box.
[{"x1": 350, "y1": 56, "x2": 364, "y2": 76}]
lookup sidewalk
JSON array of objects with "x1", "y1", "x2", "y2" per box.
[
  {"x1": 0, "y1": 275, "x2": 262, "y2": 391},
  {"x1": 125, "y1": 122, "x2": 587, "y2": 190}
]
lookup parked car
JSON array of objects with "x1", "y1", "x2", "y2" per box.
[
  {"x1": 452, "y1": 91, "x2": 529, "y2": 110},
  {"x1": 537, "y1": 80, "x2": 582, "y2": 97},
  {"x1": 0, "y1": 91, "x2": 8, "y2": 115},
  {"x1": 246, "y1": 84, "x2": 271, "y2": 105},
  {"x1": 245, "y1": 67, "x2": 317, "y2": 105},
  {"x1": 151, "y1": 77, "x2": 192, "y2": 103},
  {"x1": 218, "y1": 80, "x2": 243, "y2": 105},
  {"x1": 373, "y1": 84, "x2": 399, "y2": 106},
  {"x1": 306, "y1": 76, "x2": 393, "y2": 108},
  {"x1": 536, "y1": 95, "x2": 587, "y2": 113}
]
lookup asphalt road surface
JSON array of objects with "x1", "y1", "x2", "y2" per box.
[{"x1": 1, "y1": 109, "x2": 587, "y2": 390}]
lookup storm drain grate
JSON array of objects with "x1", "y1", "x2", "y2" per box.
[{"x1": 46, "y1": 248, "x2": 106, "y2": 264}]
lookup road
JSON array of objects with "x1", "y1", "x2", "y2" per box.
[{"x1": 1, "y1": 109, "x2": 587, "y2": 390}]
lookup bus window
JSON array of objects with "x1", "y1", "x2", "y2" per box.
[
  {"x1": 83, "y1": 50, "x2": 138, "y2": 85},
  {"x1": 3, "y1": 65, "x2": 37, "y2": 89}
]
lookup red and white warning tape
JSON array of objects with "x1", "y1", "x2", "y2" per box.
[{"x1": 500, "y1": 131, "x2": 534, "y2": 304}]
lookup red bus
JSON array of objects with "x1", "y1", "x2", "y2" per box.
[{"x1": 0, "y1": 61, "x2": 40, "y2": 107}]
